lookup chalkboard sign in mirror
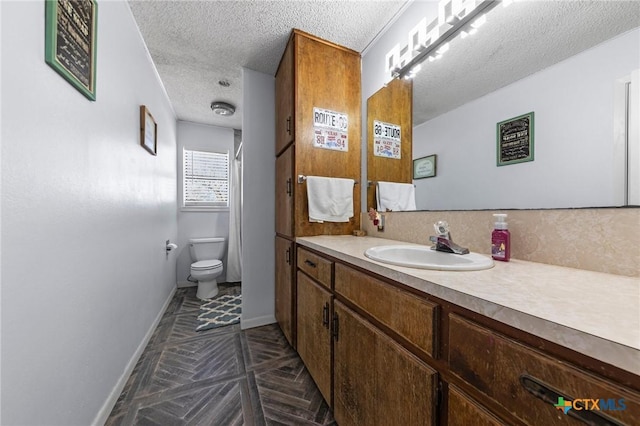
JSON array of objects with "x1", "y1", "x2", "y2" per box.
[
  {"x1": 496, "y1": 112, "x2": 535, "y2": 167},
  {"x1": 45, "y1": 0, "x2": 98, "y2": 101}
]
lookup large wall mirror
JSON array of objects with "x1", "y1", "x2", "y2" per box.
[{"x1": 365, "y1": 1, "x2": 640, "y2": 211}]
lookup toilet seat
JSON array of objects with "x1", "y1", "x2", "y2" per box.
[{"x1": 191, "y1": 259, "x2": 222, "y2": 271}]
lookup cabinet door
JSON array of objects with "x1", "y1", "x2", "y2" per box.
[
  {"x1": 275, "y1": 145, "x2": 293, "y2": 237},
  {"x1": 334, "y1": 301, "x2": 438, "y2": 426},
  {"x1": 275, "y1": 236, "x2": 294, "y2": 346},
  {"x1": 275, "y1": 38, "x2": 294, "y2": 155},
  {"x1": 297, "y1": 271, "x2": 332, "y2": 404}
]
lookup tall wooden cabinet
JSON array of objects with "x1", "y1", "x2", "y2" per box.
[{"x1": 274, "y1": 29, "x2": 361, "y2": 346}]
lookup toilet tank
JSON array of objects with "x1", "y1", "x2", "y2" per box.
[{"x1": 189, "y1": 237, "x2": 226, "y2": 261}]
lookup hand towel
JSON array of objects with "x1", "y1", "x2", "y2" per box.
[
  {"x1": 376, "y1": 181, "x2": 416, "y2": 211},
  {"x1": 307, "y1": 176, "x2": 355, "y2": 223}
]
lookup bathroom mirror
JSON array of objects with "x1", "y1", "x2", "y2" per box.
[
  {"x1": 366, "y1": 1, "x2": 640, "y2": 210},
  {"x1": 366, "y1": 78, "x2": 413, "y2": 210}
]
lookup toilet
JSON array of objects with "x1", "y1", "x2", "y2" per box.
[{"x1": 189, "y1": 237, "x2": 225, "y2": 300}]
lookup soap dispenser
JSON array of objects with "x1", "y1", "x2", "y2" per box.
[{"x1": 491, "y1": 213, "x2": 511, "y2": 262}]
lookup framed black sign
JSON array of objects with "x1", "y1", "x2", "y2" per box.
[
  {"x1": 45, "y1": 0, "x2": 98, "y2": 101},
  {"x1": 496, "y1": 112, "x2": 534, "y2": 166}
]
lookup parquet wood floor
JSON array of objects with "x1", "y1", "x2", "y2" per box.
[{"x1": 106, "y1": 285, "x2": 335, "y2": 426}]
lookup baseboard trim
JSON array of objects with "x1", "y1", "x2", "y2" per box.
[
  {"x1": 241, "y1": 314, "x2": 276, "y2": 330},
  {"x1": 92, "y1": 286, "x2": 177, "y2": 426}
]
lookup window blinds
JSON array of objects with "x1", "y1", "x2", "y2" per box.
[{"x1": 183, "y1": 149, "x2": 229, "y2": 207}]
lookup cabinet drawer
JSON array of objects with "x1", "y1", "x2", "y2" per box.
[
  {"x1": 448, "y1": 385, "x2": 506, "y2": 426},
  {"x1": 334, "y1": 263, "x2": 438, "y2": 358},
  {"x1": 449, "y1": 314, "x2": 640, "y2": 426},
  {"x1": 297, "y1": 247, "x2": 332, "y2": 289}
]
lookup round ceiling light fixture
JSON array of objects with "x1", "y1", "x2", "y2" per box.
[{"x1": 210, "y1": 101, "x2": 235, "y2": 116}]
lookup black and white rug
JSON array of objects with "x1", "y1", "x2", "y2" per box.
[{"x1": 196, "y1": 293, "x2": 242, "y2": 332}]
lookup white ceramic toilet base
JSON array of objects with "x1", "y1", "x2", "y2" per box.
[{"x1": 196, "y1": 280, "x2": 219, "y2": 300}]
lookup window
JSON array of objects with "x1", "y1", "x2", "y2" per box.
[{"x1": 183, "y1": 149, "x2": 229, "y2": 208}]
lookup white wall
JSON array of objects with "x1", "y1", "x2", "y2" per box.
[
  {"x1": 413, "y1": 28, "x2": 640, "y2": 210},
  {"x1": 1, "y1": 2, "x2": 177, "y2": 425},
  {"x1": 241, "y1": 68, "x2": 276, "y2": 329},
  {"x1": 176, "y1": 121, "x2": 235, "y2": 286}
]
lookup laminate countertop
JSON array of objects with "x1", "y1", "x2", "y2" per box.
[{"x1": 296, "y1": 235, "x2": 640, "y2": 376}]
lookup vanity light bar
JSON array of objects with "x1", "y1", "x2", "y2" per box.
[{"x1": 394, "y1": 0, "x2": 500, "y2": 80}]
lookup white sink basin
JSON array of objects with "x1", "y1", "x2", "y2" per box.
[{"x1": 364, "y1": 245, "x2": 494, "y2": 271}]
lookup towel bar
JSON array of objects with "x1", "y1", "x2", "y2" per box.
[
  {"x1": 298, "y1": 175, "x2": 358, "y2": 184},
  {"x1": 368, "y1": 180, "x2": 415, "y2": 187}
]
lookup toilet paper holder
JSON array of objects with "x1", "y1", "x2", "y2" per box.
[{"x1": 166, "y1": 240, "x2": 178, "y2": 252}]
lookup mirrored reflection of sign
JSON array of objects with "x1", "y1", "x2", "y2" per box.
[
  {"x1": 497, "y1": 112, "x2": 535, "y2": 166},
  {"x1": 413, "y1": 154, "x2": 436, "y2": 179},
  {"x1": 373, "y1": 120, "x2": 402, "y2": 159},
  {"x1": 313, "y1": 107, "x2": 348, "y2": 152}
]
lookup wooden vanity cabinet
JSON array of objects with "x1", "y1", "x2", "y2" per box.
[
  {"x1": 333, "y1": 301, "x2": 438, "y2": 426},
  {"x1": 274, "y1": 236, "x2": 294, "y2": 345},
  {"x1": 334, "y1": 263, "x2": 438, "y2": 359},
  {"x1": 292, "y1": 244, "x2": 640, "y2": 426},
  {"x1": 295, "y1": 247, "x2": 334, "y2": 404},
  {"x1": 449, "y1": 314, "x2": 640, "y2": 426},
  {"x1": 274, "y1": 29, "x2": 361, "y2": 347},
  {"x1": 447, "y1": 385, "x2": 506, "y2": 426},
  {"x1": 275, "y1": 38, "x2": 294, "y2": 156},
  {"x1": 275, "y1": 146, "x2": 294, "y2": 238},
  {"x1": 296, "y1": 271, "x2": 333, "y2": 404}
]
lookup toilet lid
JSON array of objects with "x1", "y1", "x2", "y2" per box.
[{"x1": 191, "y1": 259, "x2": 222, "y2": 270}]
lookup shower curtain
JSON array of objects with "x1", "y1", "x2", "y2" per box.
[{"x1": 226, "y1": 150, "x2": 242, "y2": 282}]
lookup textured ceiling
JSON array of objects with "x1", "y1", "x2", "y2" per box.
[
  {"x1": 128, "y1": 1, "x2": 640, "y2": 131},
  {"x1": 411, "y1": 0, "x2": 640, "y2": 125},
  {"x1": 128, "y1": 0, "x2": 408, "y2": 129}
]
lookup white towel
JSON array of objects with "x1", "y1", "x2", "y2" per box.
[
  {"x1": 306, "y1": 176, "x2": 355, "y2": 223},
  {"x1": 376, "y1": 181, "x2": 416, "y2": 211}
]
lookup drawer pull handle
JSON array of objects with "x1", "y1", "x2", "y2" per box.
[
  {"x1": 520, "y1": 375, "x2": 622, "y2": 426},
  {"x1": 332, "y1": 312, "x2": 339, "y2": 341},
  {"x1": 286, "y1": 178, "x2": 292, "y2": 196},
  {"x1": 304, "y1": 259, "x2": 317, "y2": 268},
  {"x1": 285, "y1": 248, "x2": 290, "y2": 265},
  {"x1": 286, "y1": 116, "x2": 291, "y2": 134},
  {"x1": 322, "y1": 302, "x2": 329, "y2": 328}
]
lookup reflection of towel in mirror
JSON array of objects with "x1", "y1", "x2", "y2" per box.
[
  {"x1": 376, "y1": 181, "x2": 416, "y2": 211},
  {"x1": 307, "y1": 176, "x2": 355, "y2": 223}
]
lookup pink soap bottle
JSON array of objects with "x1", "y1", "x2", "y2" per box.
[{"x1": 491, "y1": 214, "x2": 511, "y2": 262}]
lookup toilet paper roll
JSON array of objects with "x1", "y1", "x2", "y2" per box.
[{"x1": 166, "y1": 243, "x2": 178, "y2": 251}]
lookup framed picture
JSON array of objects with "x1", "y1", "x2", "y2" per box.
[
  {"x1": 45, "y1": 0, "x2": 98, "y2": 101},
  {"x1": 413, "y1": 154, "x2": 437, "y2": 179},
  {"x1": 497, "y1": 112, "x2": 535, "y2": 166},
  {"x1": 140, "y1": 105, "x2": 157, "y2": 156}
]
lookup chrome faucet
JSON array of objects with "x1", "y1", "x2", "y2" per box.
[{"x1": 429, "y1": 221, "x2": 469, "y2": 255}]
